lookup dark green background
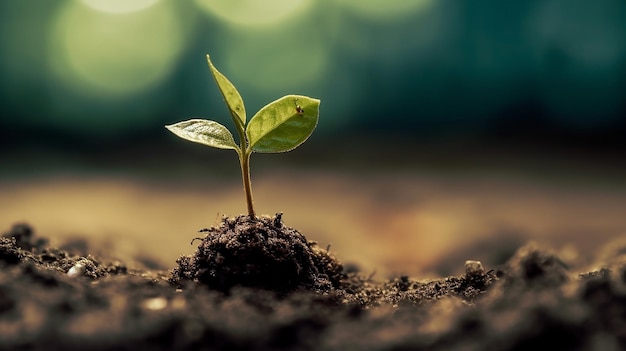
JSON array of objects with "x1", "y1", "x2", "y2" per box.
[{"x1": 2, "y1": 0, "x2": 625, "y2": 156}]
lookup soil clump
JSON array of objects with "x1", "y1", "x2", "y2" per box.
[{"x1": 171, "y1": 213, "x2": 343, "y2": 293}]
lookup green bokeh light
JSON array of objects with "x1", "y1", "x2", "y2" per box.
[
  {"x1": 50, "y1": 1, "x2": 186, "y2": 97},
  {"x1": 194, "y1": 0, "x2": 313, "y2": 27},
  {"x1": 80, "y1": 0, "x2": 159, "y2": 14}
]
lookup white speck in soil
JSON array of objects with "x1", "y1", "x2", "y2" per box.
[{"x1": 67, "y1": 263, "x2": 86, "y2": 278}]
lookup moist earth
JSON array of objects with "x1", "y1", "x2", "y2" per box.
[
  {"x1": 0, "y1": 215, "x2": 625, "y2": 351},
  {"x1": 170, "y1": 213, "x2": 343, "y2": 293}
]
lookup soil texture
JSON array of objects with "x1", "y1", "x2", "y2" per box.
[
  {"x1": 1, "y1": 214, "x2": 625, "y2": 351},
  {"x1": 171, "y1": 214, "x2": 343, "y2": 293}
]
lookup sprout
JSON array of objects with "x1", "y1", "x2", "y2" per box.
[{"x1": 166, "y1": 55, "x2": 320, "y2": 218}]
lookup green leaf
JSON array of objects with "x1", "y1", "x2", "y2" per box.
[
  {"x1": 165, "y1": 119, "x2": 240, "y2": 152},
  {"x1": 206, "y1": 54, "x2": 246, "y2": 132},
  {"x1": 246, "y1": 95, "x2": 320, "y2": 153}
]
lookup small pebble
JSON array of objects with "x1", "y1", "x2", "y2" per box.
[
  {"x1": 67, "y1": 263, "x2": 86, "y2": 278},
  {"x1": 465, "y1": 260, "x2": 485, "y2": 277}
]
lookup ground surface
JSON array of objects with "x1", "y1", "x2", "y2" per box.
[
  {"x1": 1, "y1": 220, "x2": 625, "y2": 351},
  {"x1": 2, "y1": 144, "x2": 626, "y2": 349}
]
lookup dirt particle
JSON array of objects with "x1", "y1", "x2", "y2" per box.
[
  {"x1": 465, "y1": 260, "x2": 485, "y2": 277},
  {"x1": 0, "y1": 237, "x2": 22, "y2": 265},
  {"x1": 504, "y1": 244, "x2": 570, "y2": 287}
]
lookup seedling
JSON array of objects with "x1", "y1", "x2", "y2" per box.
[{"x1": 166, "y1": 54, "x2": 320, "y2": 218}]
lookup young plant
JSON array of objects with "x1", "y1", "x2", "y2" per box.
[{"x1": 166, "y1": 54, "x2": 320, "y2": 219}]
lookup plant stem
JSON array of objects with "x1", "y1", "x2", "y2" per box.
[
  {"x1": 234, "y1": 121, "x2": 255, "y2": 218},
  {"x1": 239, "y1": 151, "x2": 255, "y2": 218}
]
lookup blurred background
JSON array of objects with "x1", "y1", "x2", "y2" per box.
[{"x1": 1, "y1": 0, "x2": 626, "y2": 277}]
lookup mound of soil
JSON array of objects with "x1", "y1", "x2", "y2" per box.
[
  {"x1": 1, "y1": 216, "x2": 625, "y2": 351},
  {"x1": 171, "y1": 214, "x2": 343, "y2": 293}
]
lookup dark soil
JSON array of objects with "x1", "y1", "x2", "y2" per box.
[
  {"x1": 1, "y1": 214, "x2": 625, "y2": 351},
  {"x1": 170, "y1": 214, "x2": 343, "y2": 294}
]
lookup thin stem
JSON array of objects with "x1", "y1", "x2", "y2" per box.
[
  {"x1": 233, "y1": 120, "x2": 255, "y2": 218},
  {"x1": 239, "y1": 150, "x2": 255, "y2": 218}
]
